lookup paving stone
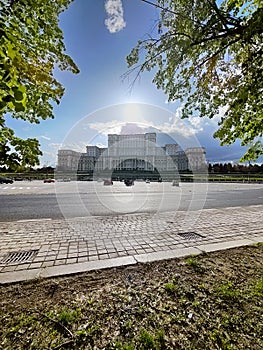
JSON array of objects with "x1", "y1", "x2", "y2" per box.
[{"x1": 0, "y1": 205, "x2": 262, "y2": 283}]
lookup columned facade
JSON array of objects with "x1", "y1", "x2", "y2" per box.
[{"x1": 57, "y1": 133, "x2": 206, "y2": 173}]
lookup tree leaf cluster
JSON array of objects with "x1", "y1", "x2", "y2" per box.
[
  {"x1": 127, "y1": 0, "x2": 263, "y2": 161},
  {"x1": 0, "y1": 0, "x2": 79, "y2": 168}
]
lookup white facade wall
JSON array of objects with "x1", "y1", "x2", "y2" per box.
[
  {"x1": 57, "y1": 134, "x2": 206, "y2": 172},
  {"x1": 57, "y1": 150, "x2": 81, "y2": 171}
]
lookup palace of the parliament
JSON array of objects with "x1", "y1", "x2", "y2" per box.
[{"x1": 57, "y1": 133, "x2": 206, "y2": 177}]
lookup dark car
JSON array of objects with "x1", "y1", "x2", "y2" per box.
[
  {"x1": 0, "y1": 176, "x2": 14, "y2": 184},
  {"x1": 43, "y1": 178, "x2": 55, "y2": 183},
  {"x1": 124, "y1": 179, "x2": 134, "y2": 186},
  {"x1": 14, "y1": 177, "x2": 23, "y2": 181}
]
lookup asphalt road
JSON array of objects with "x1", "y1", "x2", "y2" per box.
[{"x1": 0, "y1": 181, "x2": 263, "y2": 222}]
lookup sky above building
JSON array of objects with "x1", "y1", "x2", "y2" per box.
[{"x1": 8, "y1": 0, "x2": 251, "y2": 166}]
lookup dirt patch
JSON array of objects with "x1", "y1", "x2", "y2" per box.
[{"x1": 0, "y1": 244, "x2": 262, "y2": 349}]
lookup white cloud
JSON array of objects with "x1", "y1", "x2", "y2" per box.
[
  {"x1": 48, "y1": 143, "x2": 62, "y2": 149},
  {"x1": 188, "y1": 116, "x2": 203, "y2": 132},
  {"x1": 89, "y1": 120, "x2": 123, "y2": 135},
  {"x1": 39, "y1": 135, "x2": 51, "y2": 141},
  {"x1": 61, "y1": 142, "x2": 87, "y2": 153},
  {"x1": 153, "y1": 106, "x2": 199, "y2": 137},
  {"x1": 105, "y1": 0, "x2": 126, "y2": 33},
  {"x1": 155, "y1": 120, "x2": 196, "y2": 137},
  {"x1": 89, "y1": 118, "x2": 195, "y2": 140}
]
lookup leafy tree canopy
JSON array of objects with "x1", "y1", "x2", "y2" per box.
[
  {"x1": 127, "y1": 0, "x2": 263, "y2": 161},
  {"x1": 0, "y1": 0, "x2": 79, "y2": 170}
]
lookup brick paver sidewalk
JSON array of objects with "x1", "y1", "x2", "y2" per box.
[{"x1": 0, "y1": 205, "x2": 262, "y2": 284}]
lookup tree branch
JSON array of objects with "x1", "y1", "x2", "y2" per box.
[
  {"x1": 140, "y1": 0, "x2": 179, "y2": 16},
  {"x1": 140, "y1": 0, "x2": 206, "y2": 27},
  {"x1": 207, "y1": 0, "x2": 233, "y2": 32},
  {"x1": 196, "y1": 37, "x2": 240, "y2": 69}
]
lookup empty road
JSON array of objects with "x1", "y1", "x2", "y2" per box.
[{"x1": 0, "y1": 181, "x2": 262, "y2": 222}]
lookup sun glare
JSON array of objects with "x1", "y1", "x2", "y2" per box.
[{"x1": 122, "y1": 103, "x2": 142, "y2": 122}]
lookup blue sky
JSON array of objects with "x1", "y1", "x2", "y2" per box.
[{"x1": 9, "y1": 0, "x2": 250, "y2": 166}]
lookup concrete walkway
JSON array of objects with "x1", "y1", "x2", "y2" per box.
[{"x1": 0, "y1": 205, "x2": 263, "y2": 284}]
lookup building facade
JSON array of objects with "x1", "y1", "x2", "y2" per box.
[{"x1": 57, "y1": 133, "x2": 206, "y2": 174}]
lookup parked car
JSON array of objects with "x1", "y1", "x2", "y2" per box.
[
  {"x1": 0, "y1": 176, "x2": 14, "y2": 184},
  {"x1": 145, "y1": 179, "x2": 150, "y2": 184},
  {"x1": 172, "y1": 180, "x2": 180, "y2": 186},
  {"x1": 103, "y1": 179, "x2": 113, "y2": 185},
  {"x1": 43, "y1": 178, "x2": 55, "y2": 183},
  {"x1": 124, "y1": 179, "x2": 134, "y2": 186}
]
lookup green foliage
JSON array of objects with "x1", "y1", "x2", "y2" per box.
[
  {"x1": 249, "y1": 279, "x2": 263, "y2": 297},
  {"x1": 110, "y1": 341, "x2": 135, "y2": 350},
  {"x1": 57, "y1": 307, "x2": 81, "y2": 325},
  {"x1": 138, "y1": 329, "x2": 156, "y2": 349},
  {"x1": 209, "y1": 328, "x2": 232, "y2": 350},
  {"x1": 0, "y1": 0, "x2": 79, "y2": 169},
  {"x1": 9, "y1": 313, "x2": 36, "y2": 334},
  {"x1": 186, "y1": 255, "x2": 205, "y2": 273},
  {"x1": 164, "y1": 281, "x2": 176, "y2": 293},
  {"x1": 215, "y1": 281, "x2": 241, "y2": 301},
  {"x1": 127, "y1": 0, "x2": 263, "y2": 160},
  {"x1": 138, "y1": 329, "x2": 166, "y2": 350},
  {"x1": 0, "y1": 126, "x2": 42, "y2": 170}
]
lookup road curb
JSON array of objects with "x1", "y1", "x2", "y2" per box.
[{"x1": 1, "y1": 239, "x2": 262, "y2": 284}]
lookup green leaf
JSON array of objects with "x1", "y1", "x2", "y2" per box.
[
  {"x1": 14, "y1": 102, "x2": 25, "y2": 112},
  {"x1": 13, "y1": 88, "x2": 24, "y2": 101}
]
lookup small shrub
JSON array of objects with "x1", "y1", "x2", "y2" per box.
[
  {"x1": 186, "y1": 256, "x2": 205, "y2": 272},
  {"x1": 164, "y1": 282, "x2": 176, "y2": 293},
  {"x1": 215, "y1": 282, "x2": 240, "y2": 301},
  {"x1": 138, "y1": 329, "x2": 166, "y2": 350},
  {"x1": 138, "y1": 329, "x2": 156, "y2": 349},
  {"x1": 57, "y1": 307, "x2": 81, "y2": 325}
]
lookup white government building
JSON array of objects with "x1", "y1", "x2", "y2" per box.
[{"x1": 57, "y1": 133, "x2": 206, "y2": 174}]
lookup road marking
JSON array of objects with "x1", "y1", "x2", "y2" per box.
[
  {"x1": 223, "y1": 206, "x2": 243, "y2": 210},
  {"x1": 17, "y1": 218, "x2": 52, "y2": 223},
  {"x1": 0, "y1": 186, "x2": 39, "y2": 191}
]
